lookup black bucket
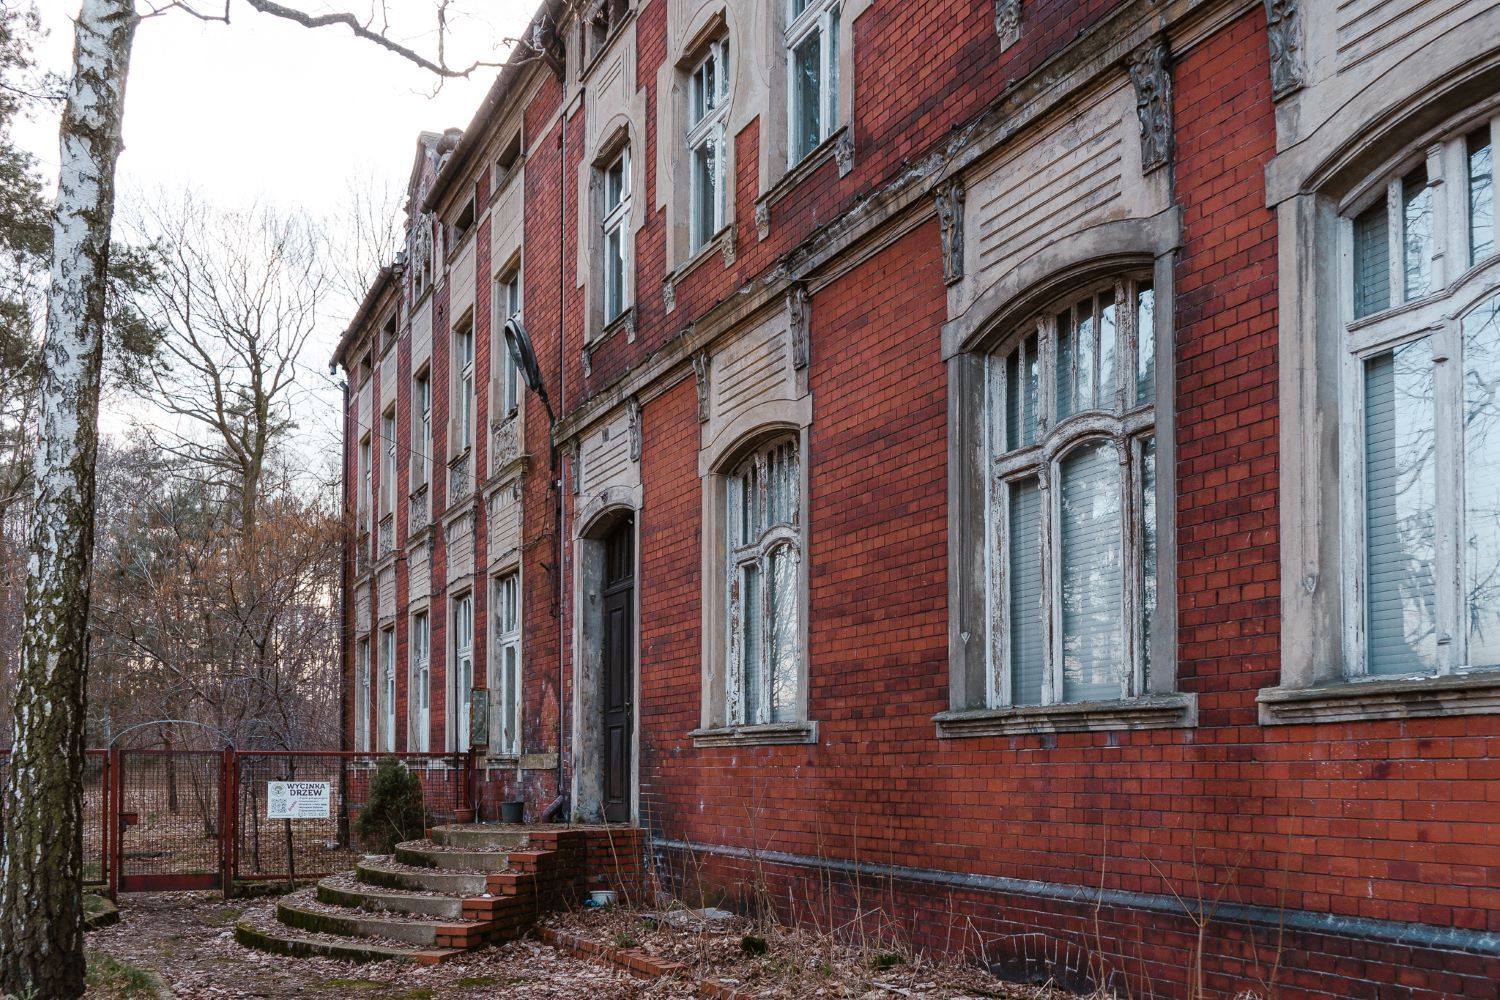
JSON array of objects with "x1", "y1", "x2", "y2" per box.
[{"x1": 500, "y1": 800, "x2": 525, "y2": 824}]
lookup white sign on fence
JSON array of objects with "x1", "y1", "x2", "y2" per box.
[{"x1": 267, "y1": 781, "x2": 331, "y2": 820}]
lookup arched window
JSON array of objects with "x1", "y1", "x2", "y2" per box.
[
  {"x1": 1341, "y1": 114, "x2": 1500, "y2": 679},
  {"x1": 990, "y1": 277, "x2": 1160, "y2": 706},
  {"x1": 725, "y1": 436, "x2": 801, "y2": 725}
]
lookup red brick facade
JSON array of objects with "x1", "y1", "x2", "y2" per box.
[{"x1": 334, "y1": 1, "x2": 1500, "y2": 994}]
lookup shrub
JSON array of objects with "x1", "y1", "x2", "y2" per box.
[{"x1": 355, "y1": 758, "x2": 426, "y2": 853}]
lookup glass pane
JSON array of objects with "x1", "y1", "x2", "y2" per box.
[
  {"x1": 692, "y1": 139, "x2": 717, "y2": 247},
  {"x1": 1465, "y1": 298, "x2": 1500, "y2": 667},
  {"x1": 1364, "y1": 342, "x2": 1438, "y2": 675},
  {"x1": 606, "y1": 157, "x2": 625, "y2": 209},
  {"x1": 1470, "y1": 129, "x2": 1494, "y2": 266},
  {"x1": 1056, "y1": 308, "x2": 1075, "y2": 420},
  {"x1": 741, "y1": 563, "x2": 763, "y2": 723},
  {"x1": 793, "y1": 32, "x2": 822, "y2": 161},
  {"x1": 1136, "y1": 283, "x2": 1155, "y2": 406},
  {"x1": 1004, "y1": 348, "x2": 1021, "y2": 451},
  {"x1": 828, "y1": 8, "x2": 840, "y2": 125},
  {"x1": 1141, "y1": 436, "x2": 1157, "y2": 678},
  {"x1": 1077, "y1": 298, "x2": 1096, "y2": 410},
  {"x1": 1403, "y1": 166, "x2": 1433, "y2": 301},
  {"x1": 503, "y1": 647, "x2": 518, "y2": 751},
  {"x1": 791, "y1": 0, "x2": 809, "y2": 17},
  {"x1": 1099, "y1": 290, "x2": 1116, "y2": 410},
  {"x1": 605, "y1": 227, "x2": 623, "y2": 319},
  {"x1": 1022, "y1": 333, "x2": 1039, "y2": 446},
  {"x1": 1059, "y1": 439, "x2": 1124, "y2": 702},
  {"x1": 1008, "y1": 477, "x2": 1044, "y2": 706},
  {"x1": 768, "y1": 546, "x2": 799, "y2": 723},
  {"x1": 1353, "y1": 200, "x2": 1390, "y2": 318}
]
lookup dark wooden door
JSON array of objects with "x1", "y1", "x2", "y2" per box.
[{"x1": 601, "y1": 519, "x2": 634, "y2": 823}]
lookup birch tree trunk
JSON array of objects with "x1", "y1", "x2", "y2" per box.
[{"x1": 0, "y1": 2, "x2": 136, "y2": 995}]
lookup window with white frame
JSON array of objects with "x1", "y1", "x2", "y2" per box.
[
  {"x1": 415, "y1": 368, "x2": 432, "y2": 486},
  {"x1": 381, "y1": 408, "x2": 397, "y2": 513},
  {"x1": 379, "y1": 626, "x2": 396, "y2": 752},
  {"x1": 358, "y1": 435, "x2": 372, "y2": 524},
  {"x1": 786, "y1": 0, "x2": 840, "y2": 165},
  {"x1": 411, "y1": 611, "x2": 430, "y2": 752},
  {"x1": 452, "y1": 593, "x2": 474, "y2": 752},
  {"x1": 454, "y1": 321, "x2": 475, "y2": 452},
  {"x1": 496, "y1": 270, "x2": 521, "y2": 418},
  {"x1": 1340, "y1": 115, "x2": 1500, "y2": 680},
  {"x1": 354, "y1": 636, "x2": 371, "y2": 752},
  {"x1": 725, "y1": 437, "x2": 802, "y2": 725},
  {"x1": 989, "y1": 277, "x2": 1162, "y2": 707},
  {"x1": 601, "y1": 149, "x2": 632, "y2": 325},
  {"x1": 491, "y1": 573, "x2": 521, "y2": 756},
  {"x1": 688, "y1": 39, "x2": 730, "y2": 251}
]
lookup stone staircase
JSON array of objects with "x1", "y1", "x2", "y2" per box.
[{"x1": 235, "y1": 824, "x2": 644, "y2": 965}]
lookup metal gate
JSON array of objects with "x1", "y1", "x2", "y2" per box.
[{"x1": 111, "y1": 749, "x2": 230, "y2": 893}]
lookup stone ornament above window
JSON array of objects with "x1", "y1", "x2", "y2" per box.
[
  {"x1": 1128, "y1": 38, "x2": 1172, "y2": 174},
  {"x1": 994, "y1": 0, "x2": 1021, "y2": 51},
  {"x1": 1263, "y1": 0, "x2": 1304, "y2": 99}
]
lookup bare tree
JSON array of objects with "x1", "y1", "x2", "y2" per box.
[
  {"x1": 326, "y1": 173, "x2": 404, "y2": 311},
  {"x1": 131, "y1": 195, "x2": 325, "y2": 531}
]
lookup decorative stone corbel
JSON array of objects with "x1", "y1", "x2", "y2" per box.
[
  {"x1": 1128, "y1": 38, "x2": 1172, "y2": 174},
  {"x1": 662, "y1": 276, "x2": 676, "y2": 314},
  {"x1": 994, "y1": 0, "x2": 1021, "y2": 50},
  {"x1": 835, "y1": 132, "x2": 855, "y2": 177},
  {"x1": 692, "y1": 349, "x2": 711, "y2": 424},
  {"x1": 787, "y1": 283, "x2": 810, "y2": 370},
  {"x1": 569, "y1": 443, "x2": 581, "y2": 495},
  {"x1": 1264, "y1": 0, "x2": 1304, "y2": 100},
  {"x1": 934, "y1": 179, "x2": 965, "y2": 286},
  {"x1": 755, "y1": 202, "x2": 771, "y2": 241},
  {"x1": 581, "y1": 342, "x2": 593, "y2": 378},
  {"x1": 721, "y1": 224, "x2": 738, "y2": 267},
  {"x1": 627, "y1": 396, "x2": 642, "y2": 462},
  {"x1": 625, "y1": 310, "x2": 637, "y2": 343}
]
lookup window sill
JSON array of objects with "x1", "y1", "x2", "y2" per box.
[
  {"x1": 586, "y1": 307, "x2": 635, "y2": 351},
  {"x1": 756, "y1": 125, "x2": 848, "y2": 219},
  {"x1": 1257, "y1": 670, "x2": 1500, "y2": 725},
  {"x1": 934, "y1": 693, "x2": 1197, "y2": 738},
  {"x1": 689, "y1": 721, "x2": 818, "y2": 748},
  {"x1": 671, "y1": 225, "x2": 734, "y2": 285}
]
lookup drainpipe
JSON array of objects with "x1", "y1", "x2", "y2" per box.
[
  {"x1": 556, "y1": 106, "x2": 569, "y2": 818},
  {"x1": 337, "y1": 374, "x2": 351, "y2": 848}
]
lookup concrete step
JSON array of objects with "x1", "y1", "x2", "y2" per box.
[
  {"x1": 355, "y1": 858, "x2": 489, "y2": 896},
  {"x1": 394, "y1": 839, "x2": 510, "y2": 873},
  {"x1": 430, "y1": 823, "x2": 531, "y2": 852},
  {"x1": 275, "y1": 898, "x2": 451, "y2": 947},
  {"x1": 317, "y1": 877, "x2": 465, "y2": 919},
  {"x1": 235, "y1": 921, "x2": 462, "y2": 965}
]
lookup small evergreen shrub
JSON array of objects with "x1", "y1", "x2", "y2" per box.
[{"x1": 355, "y1": 758, "x2": 426, "y2": 853}]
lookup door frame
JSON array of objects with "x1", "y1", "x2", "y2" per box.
[{"x1": 571, "y1": 502, "x2": 640, "y2": 824}]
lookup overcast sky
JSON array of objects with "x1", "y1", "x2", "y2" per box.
[{"x1": 16, "y1": 0, "x2": 535, "y2": 455}]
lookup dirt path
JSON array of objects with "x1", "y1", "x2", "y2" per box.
[{"x1": 84, "y1": 893, "x2": 665, "y2": 999}]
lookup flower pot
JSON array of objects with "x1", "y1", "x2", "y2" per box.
[
  {"x1": 454, "y1": 807, "x2": 476, "y2": 824},
  {"x1": 500, "y1": 800, "x2": 525, "y2": 824}
]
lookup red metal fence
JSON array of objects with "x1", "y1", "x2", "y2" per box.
[{"x1": 0, "y1": 749, "x2": 476, "y2": 897}]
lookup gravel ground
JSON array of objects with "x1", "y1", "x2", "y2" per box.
[{"x1": 84, "y1": 892, "x2": 666, "y2": 999}]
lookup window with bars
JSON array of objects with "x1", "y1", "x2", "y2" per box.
[
  {"x1": 1343, "y1": 114, "x2": 1500, "y2": 679},
  {"x1": 786, "y1": 0, "x2": 840, "y2": 165},
  {"x1": 725, "y1": 437, "x2": 802, "y2": 725},
  {"x1": 688, "y1": 39, "x2": 730, "y2": 251},
  {"x1": 989, "y1": 277, "x2": 1161, "y2": 707},
  {"x1": 411, "y1": 611, "x2": 430, "y2": 752},
  {"x1": 452, "y1": 593, "x2": 474, "y2": 752},
  {"x1": 601, "y1": 149, "x2": 632, "y2": 325},
  {"x1": 492, "y1": 573, "x2": 522, "y2": 756}
]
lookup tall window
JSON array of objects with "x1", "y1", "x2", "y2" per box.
[
  {"x1": 990, "y1": 277, "x2": 1160, "y2": 706},
  {"x1": 379, "y1": 626, "x2": 396, "y2": 752},
  {"x1": 496, "y1": 271, "x2": 521, "y2": 418},
  {"x1": 358, "y1": 435, "x2": 372, "y2": 519},
  {"x1": 454, "y1": 321, "x2": 475, "y2": 451},
  {"x1": 688, "y1": 40, "x2": 730, "y2": 251},
  {"x1": 354, "y1": 636, "x2": 371, "y2": 752},
  {"x1": 726, "y1": 438, "x2": 802, "y2": 724},
  {"x1": 411, "y1": 611, "x2": 430, "y2": 752},
  {"x1": 415, "y1": 368, "x2": 432, "y2": 486},
  {"x1": 452, "y1": 593, "x2": 474, "y2": 752},
  {"x1": 601, "y1": 149, "x2": 631, "y2": 324},
  {"x1": 492, "y1": 573, "x2": 521, "y2": 756},
  {"x1": 1344, "y1": 116, "x2": 1500, "y2": 678},
  {"x1": 786, "y1": 0, "x2": 840, "y2": 164},
  {"x1": 381, "y1": 409, "x2": 397, "y2": 512}
]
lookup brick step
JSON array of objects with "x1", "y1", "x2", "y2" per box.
[
  {"x1": 430, "y1": 823, "x2": 531, "y2": 852},
  {"x1": 355, "y1": 857, "x2": 489, "y2": 896},
  {"x1": 394, "y1": 839, "x2": 511, "y2": 873},
  {"x1": 316, "y1": 877, "x2": 466, "y2": 919},
  {"x1": 234, "y1": 921, "x2": 462, "y2": 965},
  {"x1": 275, "y1": 898, "x2": 486, "y2": 948}
]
